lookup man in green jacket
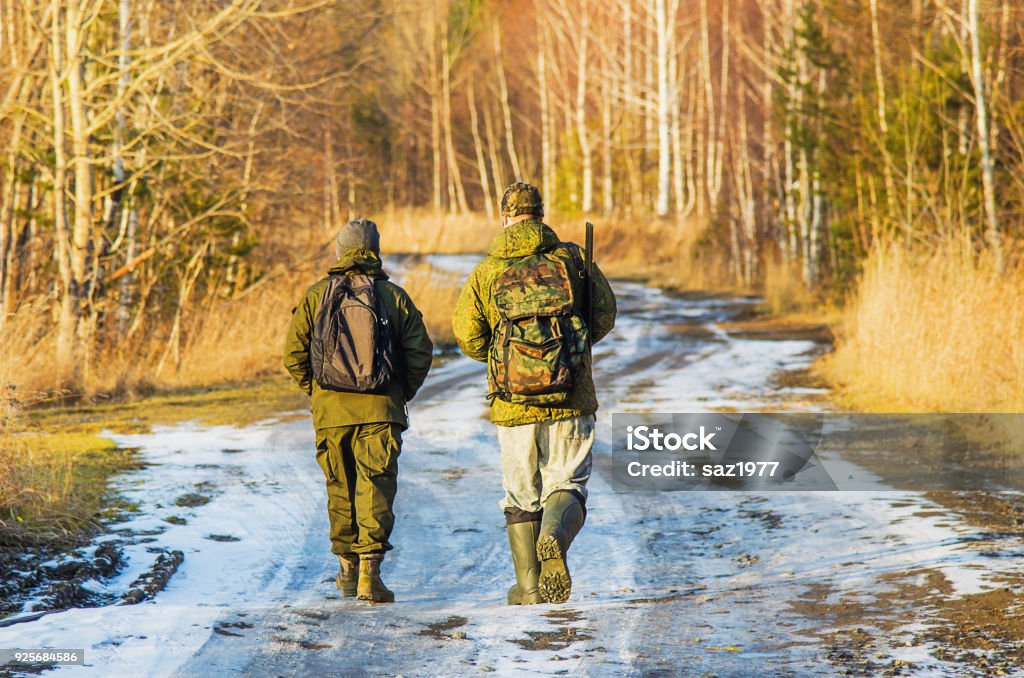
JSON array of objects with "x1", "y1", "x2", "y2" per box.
[
  {"x1": 284, "y1": 219, "x2": 433, "y2": 603},
  {"x1": 453, "y1": 183, "x2": 616, "y2": 604}
]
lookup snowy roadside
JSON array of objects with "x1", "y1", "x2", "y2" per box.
[{"x1": 0, "y1": 419, "x2": 325, "y2": 674}]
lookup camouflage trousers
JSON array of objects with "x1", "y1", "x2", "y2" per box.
[
  {"x1": 315, "y1": 422, "x2": 403, "y2": 555},
  {"x1": 496, "y1": 414, "x2": 594, "y2": 521}
]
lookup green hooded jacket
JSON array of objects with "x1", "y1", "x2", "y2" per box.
[
  {"x1": 284, "y1": 249, "x2": 433, "y2": 431},
  {"x1": 452, "y1": 220, "x2": 617, "y2": 427}
]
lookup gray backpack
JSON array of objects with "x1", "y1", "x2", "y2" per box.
[{"x1": 310, "y1": 274, "x2": 397, "y2": 393}]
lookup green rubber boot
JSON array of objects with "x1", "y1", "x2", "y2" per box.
[
  {"x1": 335, "y1": 554, "x2": 359, "y2": 597},
  {"x1": 506, "y1": 521, "x2": 542, "y2": 605},
  {"x1": 357, "y1": 554, "x2": 395, "y2": 604},
  {"x1": 536, "y1": 491, "x2": 586, "y2": 604}
]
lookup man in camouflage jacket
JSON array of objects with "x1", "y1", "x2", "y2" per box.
[{"x1": 453, "y1": 183, "x2": 616, "y2": 604}]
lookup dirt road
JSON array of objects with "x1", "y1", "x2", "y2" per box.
[{"x1": 3, "y1": 275, "x2": 1023, "y2": 677}]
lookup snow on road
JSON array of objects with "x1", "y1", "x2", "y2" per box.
[{"x1": 3, "y1": 264, "x2": 1023, "y2": 677}]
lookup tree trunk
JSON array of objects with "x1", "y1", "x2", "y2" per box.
[
  {"x1": 699, "y1": 0, "x2": 714, "y2": 217},
  {"x1": 112, "y1": 0, "x2": 130, "y2": 216},
  {"x1": 968, "y1": 0, "x2": 1002, "y2": 269},
  {"x1": 796, "y1": 10, "x2": 813, "y2": 284},
  {"x1": 0, "y1": 112, "x2": 23, "y2": 331},
  {"x1": 51, "y1": 1, "x2": 76, "y2": 378},
  {"x1": 655, "y1": 0, "x2": 671, "y2": 216},
  {"x1": 737, "y1": 98, "x2": 757, "y2": 284},
  {"x1": 869, "y1": 0, "x2": 900, "y2": 232},
  {"x1": 705, "y1": 0, "x2": 729, "y2": 209},
  {"x1": 325, "y1": 127, "x2": 340, "y2": 228},
  {"x1": 467, "y1": 74, "x2": 494, "y2": 218},
  {"x1": 782, "y1": 0, "x2": 798, "y2": 264},
  {"x1": 493, "y1": 21, "x2": 522, "y2": 181},
  {"x1": 482, "y1": 93, "x2": 504, "y2": 203},
  {"x1": 322, "y1": 127, "x2": 332, "y2": 231},
  {"x1": 538, "y1": 21, "x2": 553, "y2": 200},
  {"x1": 760, "y1": 0, "x2": 782, "y2": 257},
  {"x1": 64, "y1": 0, "x2": 96, "y2": 384},
  {"x1": 670, "y1": 28, "x2": 689, "y2": 218},
  {"x1": 622, "y1": 0, "x2": 642, "y2": 211},
  {"x1": 643, "y1": 3, "x2": 654, "y2": 204},
  {"x1": 601, "y1": 67, "x2": 613, "y2": 214},
  {"x1": 429, "y1": 4, "x2": 442, "y2": 210},
  {"x1": 576, "y1": 0, "x2": 593, "y2": 213},
  {"x1": 441, "y1": 21, "x2": 468, "y2": 214}
]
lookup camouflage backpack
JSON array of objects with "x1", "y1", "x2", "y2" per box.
[
  {"x1": 310, "y1": 274, "x2": 397, "y2": 393},
  {"x1": 488, "y1": 245, "x2": 590, "y2": 405}
]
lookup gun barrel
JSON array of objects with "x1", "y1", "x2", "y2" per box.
[{"x1": 585, "y1": 222, "x2": 594, "y2": 335}]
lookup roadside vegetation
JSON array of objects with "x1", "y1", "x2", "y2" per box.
[
  {"x1": 0, "y1": 427, "x2": 139, "y2": 547},
  {"x1": 396, "y1": 261, "x2": 464, "y2": 347},
  {"x1": 822, "y1": 237, "x2": 1024, "y2": 413},
  {"x1": 0, "y1": 379, "x2": 311, "y2": 546}
]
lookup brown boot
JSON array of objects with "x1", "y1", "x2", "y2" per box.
[
  {"x1": 335, "y1": 554, "x2": 359, "y2": 597},
  {"x1": 357, "y1": 554, "x2": 394, "y2": 603}
]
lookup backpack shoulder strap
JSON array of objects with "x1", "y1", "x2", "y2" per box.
[
  {"x1": 319, "y1": 272, "x2": 353, "y2": 302},
  {"x1": 559, "y1": 242, "x2": 587, "y2": 283}
]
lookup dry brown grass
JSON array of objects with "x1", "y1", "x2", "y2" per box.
[
  {"x1": 548, "y1": 214, "x2": 706, "y2": 285},
  {"x1": 820, "y1": 238, "x2": 1024, "y2": 412},
  {"x1": 761, "y1": 259, "x2": 819, "y2": 317},
  {"x1": 167, "y1": 275, "x2": 308, "y2": 389},
  {"x1": 0, "y1": 290, "x2": 299, "y2": 398},
  {"x1": 373, "y1": 207, "x2": 709, "y2": 284},
  {"x1": 375, "y1": 206, "x2": 496, "y2": 253},
  {"x1": 0, "y1": 298, "x2": 58, "y2": 403},
  {"x1": 396, "y1": 263, "x2": 461, "y2": 347}
]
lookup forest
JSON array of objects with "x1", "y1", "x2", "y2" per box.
[{"x1": 0, "y1": 0, "x2": 1022, "y2": 410}]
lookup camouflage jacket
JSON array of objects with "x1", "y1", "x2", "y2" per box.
[
  {"x1": 452, "y1": 220, "x2": 616, "y2": 427},
  {"x1": 284, "y1": 249, "x2": 433, "y2": 431}
]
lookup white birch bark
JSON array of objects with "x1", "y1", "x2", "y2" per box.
[
  {"x1": 576, "y1": 0, "x2": 593, "y2": 212},
  {"x1": 655, "y1": 0, "x2": 671, "y2": 216},
  {"x1": 493, "y1": 21, "x2": 522, "y2": 181},
  {"x1": 441, "y1": 21, "x2": 468, "y2": 214},
  {"x1": 968, "y1": 0, "x2": 1002, "y2": 268},
  {"x1": 467, "y1": 75, "x2": 494, "y2": 218},
  {"x1": 538, "y1": 21, "x2": 554, "y2": 201}
]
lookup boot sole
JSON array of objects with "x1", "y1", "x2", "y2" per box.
[{"x1": 536, "y1": 535, "x2": 571, "y2": 604}]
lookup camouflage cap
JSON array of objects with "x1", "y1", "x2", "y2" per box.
[{"x1": 500, "y1": 182, "x2": 544, "y2": 217}]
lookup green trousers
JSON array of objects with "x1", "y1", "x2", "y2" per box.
[{"x1": 315, "y1": 422, "x2": 403, "y2": 555}]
